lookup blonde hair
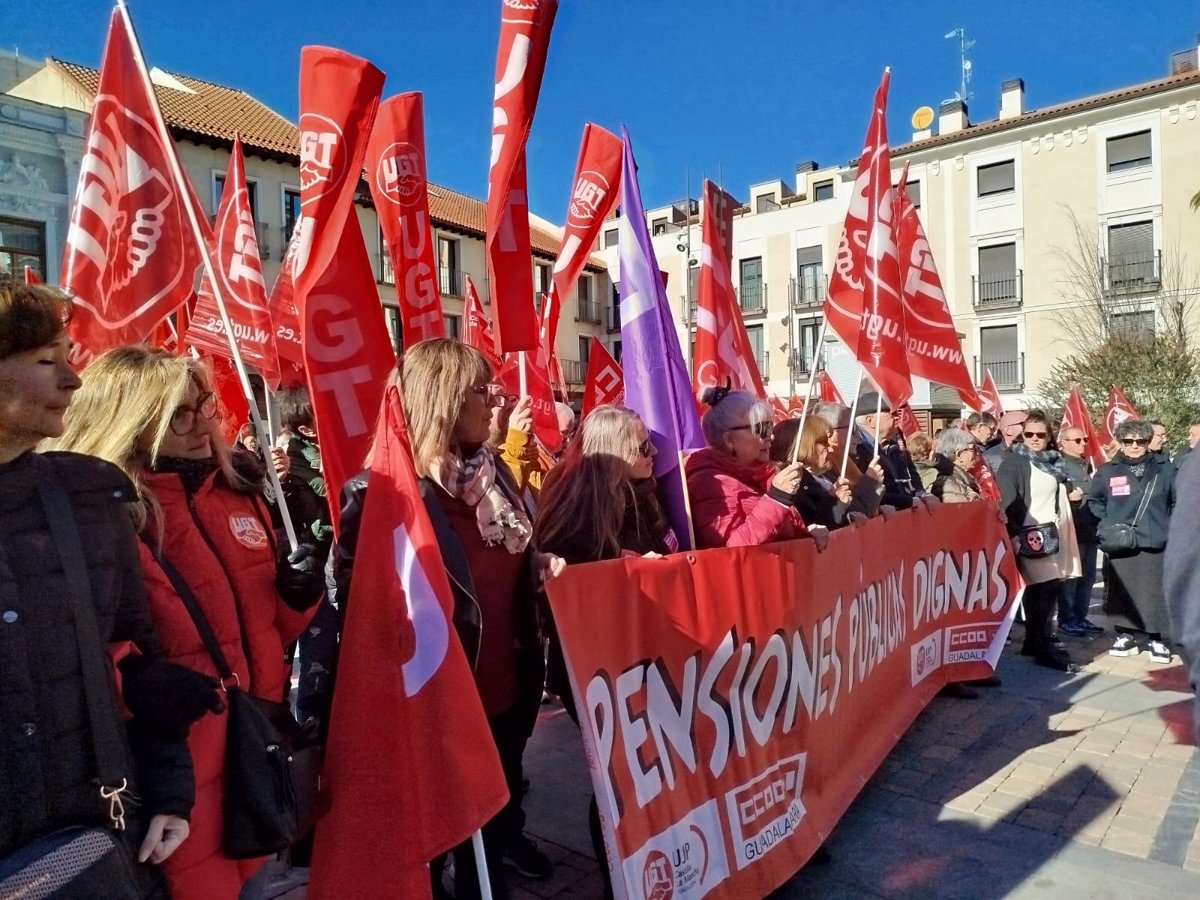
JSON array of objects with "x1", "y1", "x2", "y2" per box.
[
  {"x1": 396, "y1": 338, "x2": 491, "y2": 477},
  {"x1": 770, "y1": 416, "x2": 833, "y2": 470},
  {"x1": 48, "y1": 346, "x2": 246, "y2": 526}
]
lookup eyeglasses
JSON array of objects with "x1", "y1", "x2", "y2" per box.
[
  {"x1": 637, "y1": 439, "x2": 655, "y2": 458},
  {"x1": 1023, "y1": 430, "x2": 1049, "y2": 439},
  {"x1": 1121, "y1": 438, "x2": 1150, "y2": 446},
  {"x1": 169, "y1": 391, "x2": 218, "y2": 436},
  {"x1": 469, "y1": 383, "x2": 514, "y2": 408},
  {"x1": 730, "y1": 421, "x2": 773, "y2": 439},
  {"x1": 1062, "y1": 437, "x2": 1088, "y2": 444}
]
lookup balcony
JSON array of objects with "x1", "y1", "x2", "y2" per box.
[
  {"x1": 975, "y1": 353, "x2": 1025, "y2": 390},
  {"x1": 560, "y1": 359, "x2": 587, "y2": 384},
  {"x1": 379, "y1": 251, "x2": 395, "y2": 286},
  {"x1": 790, "y1": 274, "x2": 826, "y2": 310},
  {"x1": 757, "y1": 350, "x2": 770, "y2": 378},
  {"x1": 438, "y1": 266, "x2": 465, "y2": 298},
  {"x1": 576, "y1": 298, "x2": 602, "y2": 324},
  {"x1": 789, "y1": 349, "x2": 823, "y2": 376},
  {"x1": 972, "y1": 270, "x2": 1023, "y2": 311},
  {"x1": 737, "y1": 280, "x2": 767, "y2": 315},
  {"x1": 606, "y1": 304, "x2": 621, "y2": 333},
  {"x1": 1103, "y1": 251, "x2": 1161, "y2": 294}
]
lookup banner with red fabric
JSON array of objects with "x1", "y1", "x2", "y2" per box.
[
  {"x1": 1098, "y1": 384, "x2": 1140, "y2": 454},
  {"x1": 893, "y1": 164, "x2": 981, "y2": 410},
  {"x1": 186, "y1": 136, "x2": 281, "y2": 386},
  {"x1": 817, "y1": 371, "x2": 844, "y2": 405},
  {"x1": 485, "y1": 0, "x2": 558, "y2": 353},
  {"x1": 693, "y1": 179, "x2": 766, "y2": 399},
  {"x1": 462, "y1": 274, "x2": 504, "y2": 373},
  {"x1": 199, "y1": 350, "x2": 250, "y2": 445},
  {"x1": 978, "y1": 371, "x2": 1004, "y2": 417},
  {"x1": 547, "y1": 503, "x2": 1020, "y2": 900},
  {"x1": 23, "y1": 265, "x2": 40, "y2": 285},
  {"x1": 309, "y1": 386, "x2": 509, "y2": 900},
  {"x1": 956, "y1": 421, "x2": 1001, "y2": 500},
  {"x1": 581, "y1": 337, "x2": 624, "y2": 416},
  {"x1": 268, "y1": 227, "x2": 307, "y2": 385},
  {"x1": 366, "y1": 92, "x2": 446, "y2": 349},
  {"x1": 894, "y1": 403, "x2": 921, "y2": 438},
  {"x1": 1060, "y1": 383, "x2": 1106, "y2": 470},
  {"x1": 61, "y1": 8, "x2": 201, "y2": 364}
]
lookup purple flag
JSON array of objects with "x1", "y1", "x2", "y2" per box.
[{"x1": 617, "y1": 127, "x2": 704, "y2": 550}]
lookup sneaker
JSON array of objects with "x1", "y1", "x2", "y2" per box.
[
  {"x1": 1059, "y1": 621, "x2": 1089, "y2": 637},
  {"x1": 1109, "y1": 635, "x2": 1140, "y2": 657},
  {"x1": 1080, "y1": 619, "x2": 1106, "y2": 634},
  {"x1": 1149, "y1": 641, "x2": 1173, "y2": 664},
  {"x1": 503, "y1": 835, "x2": 553, "y2": 879}
]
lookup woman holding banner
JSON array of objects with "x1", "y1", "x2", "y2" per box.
[
  {"x1": 769, "y1": 416, "x2": 882, "y2": 529},
  {"x1": 997, "y1": 411, "x2": 1081, "y2": 672}
]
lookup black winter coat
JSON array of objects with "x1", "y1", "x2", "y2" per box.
[
  {"x1": 1060, "y1": 454, "x2": 1099, "y2": 544},
  {"x1": 0, "y1": 452, "x2": 194, "y2": 860},
  {"x1": 854, "y1": 431, "x2": 924, "y2": 510},
  {"x1": 1086, "y1": 453, "x2": 1176, "y2": 551}
]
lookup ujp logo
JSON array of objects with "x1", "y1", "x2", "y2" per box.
[
  {"x1": 298, "y1": 113, "x2": 346, "y2": 206},
  {"x1": 375, "y1": 141, "x2": 423, "y2": 208},
  {"x1": 567, "y1": 171, "x2": 610, "y2": 228}
]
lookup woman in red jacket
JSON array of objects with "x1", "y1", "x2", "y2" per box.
[
  {"x1": 52, "y1": 347, "x2": 323, "y2": 900},
  {"x1": 685, "y1": 386, "x2": 809, "y2": 548}
]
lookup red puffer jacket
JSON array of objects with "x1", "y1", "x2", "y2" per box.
[
  {"x1": 138, "y1": 468, "x2": 313, "y2": 900},
  {"x1": 685, "y1": 448, "x2": 804, "y2": 549}
]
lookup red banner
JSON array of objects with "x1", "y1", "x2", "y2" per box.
[
  {"x1": 978, "y1": 371, "x2": 1004, "y2": 417},
  {"x1": 817, "y1": 371, "x2": 844, "y2": 405},
  {"x1": 309, "y1": 387, "x2": 508, "y2": 899},
  {"x1": 62, "y1": 9, "x2": 200, "y2": 363},
  {"x1": 462, "y1": 274, "x2": 504, "y2": 373},
  {"x1": 303, "y1": 206, "x2": 396, "y2": 534},
  {"x1": 582, "y1": 337, "x2": 624, "y2": 417},
  {"x1": 895, "y1": 403, "x2": 921, "y2": 437},
  {"x1": 693, "y1": 180, "x2": 765, "y2": 399},
  {"x1": 267, "y1": 227, "x2": 306, "y2": 384},
  {"x1": 23, "y1": 265, "x2": 40, "y2": 285},
  {"x1": 186, "y1": 136, "x2": 281, "y2": 386},
  {"x1": 1099, "y1": 384, "x2": 1140, "y2": 453},
  {"x1": 200, "y1": 350, "x2": 250, "y2": 445},
  {"x1": 548, "y1": 503, "x2": 1019, "y2": 900},
  {"x1": 894, "y1": 164, "x2": 980, "y2": 410},
  {"x1": 485, "y1": 0, "x2": 558, "y2": 353},
  {"x1": 1060, "y1": 383, "x2": 1106, "y2": 470},
  {"x1": 366, "y1": 92, "x2": 445, "y2": 349}
]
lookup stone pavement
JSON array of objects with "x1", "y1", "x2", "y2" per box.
[{"x1": 507, "y1": 616, "x2": 1200, "y2": 900}]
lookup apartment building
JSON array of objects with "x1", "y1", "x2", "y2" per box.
[
  {"x1": 596, "y1": 39, "x2": 1200, "y2": 414},
  {"x1": 0, "y1": 51, "x2": 610, "y2": 394}
]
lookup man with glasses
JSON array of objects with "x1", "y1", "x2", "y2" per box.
[
  {"x1": 1057, "y1": 427, "x2": 1103, "y2": 637},
  {"x1": 1148, "y1": 421, "x2": 1170, "y2": 461},
  {"x1": 853, "y1": 392, "x2": 929, "y2": 510},
  {"x1": 966, "y1": 412, "x2": 998, "y2": 454},
  {"x1": 984, "y1": 410, "x2": 1026, "y2": 471}
]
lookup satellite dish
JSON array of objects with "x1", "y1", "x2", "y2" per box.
[
  {"x1": 963, "y1": 59, "x2": 973, "y2": 71},
  {"x1": 911, "y1": 106, "x2": 935, "y2": 130}
]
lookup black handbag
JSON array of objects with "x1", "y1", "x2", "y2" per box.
[
  {"x1": 142, "y1": 542, "x2": 322, "y2": 860},
  {"x1": 1018, "y1": 484, "x2": 1061, "y2": 559},
  {"x1": 1097, "y1": 474, "x2": 1157, "y2": 555},
  {"x1": 0, "y1": 484, "x2": 144, "y2": 899}
]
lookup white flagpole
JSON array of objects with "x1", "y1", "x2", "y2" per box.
[
  {"x1": 789, "y1": 314, "x2": 832, "y2": 463},
  {"x1": 840, "y1": 378, "x2": 864, "y2": 480},
  {"x1": 115, "y1": 0, "x2": 297, "y2": 550},
  {"x1": 518, "y1": 350, "x2": 529, "y2": 397},
  {"x1": 471, "y1": 830, "x2": 494, "y2": 900}
]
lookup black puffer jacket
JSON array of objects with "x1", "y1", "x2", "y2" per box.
[{"x1": 0, "y1": 452, "x2": 194, "y2": 859}]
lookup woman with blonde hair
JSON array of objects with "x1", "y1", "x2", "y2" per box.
[
  {"x1": 51, "y1": 346, "x2": 324, "y2": 900},
  {"x1": 769, "y1": 416, "x2": 883, "y2": 529}
]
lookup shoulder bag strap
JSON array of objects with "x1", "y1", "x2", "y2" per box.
[
  {"x1": 37, "y1": 480, "x2": 131, "y2": 827},
  {"x1": 1132, "y1": 474, "x2": 1158, "y2": 527}
]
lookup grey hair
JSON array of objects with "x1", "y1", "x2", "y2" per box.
[
  {"x1": 554, "y1": 401, "x2": 575, "y2": 424},
  {"x1": 1114, "y1": 418, "x2": 1153, "y2": 442},
  {"x1": 935, "y1": 428, "x2": 975, "y2": 458},
  {"x1": 812, "y1": 401, "x2": 851, "y2": 429},
  {"x1": 700, "y1": 388, "x2": 771, "y2": 448}
]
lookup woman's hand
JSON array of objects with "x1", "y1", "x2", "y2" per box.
[
  {"x1": 539, "y1": 552, "x2": 566, "y2": 583},
  {"x1": 139, "y1": 815, "x2": 189, "y2": 864},
  {"x1": 1068, "y1": 487, "x2": 1083, "y2": 502},
  {"x1": 878, "y1": 504, "x2": 898, "y2": 521},
  {"x1": 771, "y1": 462, "x2": 804, "y2": 496},
  {"x1": 509, "y1": 397, "x2": 534, "y2": 435},
  {"x1": 846, "y1": 511, "x2": 869, "y2": 527},
  {"x1": 270, "y1": 448, "x2": 290, "y2": 480},
  {"x1": 833, "y1": 477, "x2": 853, "y2": 505},
  {"x1": 808, "y1": 524, "x2": 830, "y2": 551}
]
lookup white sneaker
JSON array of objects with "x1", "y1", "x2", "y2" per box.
[
  {"x1": 1148, "y1": 641, "x2": 1172, "y2": 664},
  {"x1": 1109, "y1": 635, "x2": 1140, "y2": 657}
]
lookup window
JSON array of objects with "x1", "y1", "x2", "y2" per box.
[
  {"x1": 795, "y1": 246, "x2": 823, "y2": 306},
  {"x1": 604, "y1": 227, "x2": 619, "y2": 248},
  {"x1": 977, "y1": 161, "x2": 1015, "y2": 198},
  {"x1": 0, "y1": 216, "x2": 46, "y2": 284},
  {"x1": 213, "y1": 174, "x2": 258, "y2": 219},
  {"x1": 612, "y1": 340, "x2": 622, "y2": 363},
  {"x1": 437, "y1": 236, "x2": 461, "y2": 296},
  {"x1": 739, "y1": 257, "x2": 764, "y2": 313},
  {"x1": 607, "y1": 283, "x2": 621, "y2": 332},
  {"x1": 813, "y1": 180, "x2": 834, "y2": 202},
  {"x1": 1107, "y1": 220, "x2": 1158, "y2": 289},
  {"x1": 904, "y1": 180, "x2": 921, "y2": 209},
  {"x1": 384, "y1": 307, "x2": 401, "y2": 355},
  {"x1": 282, "y1": 188, "x2": 301, "y2": 243},
  {"x1": 651, "y1": 218, "x2": 668, "y2": 235},
  {"x1": 755, "y1": 194, "x2": 779, "y2": 214},
  {"x1": 536, "y1": 263, "x2": 552, "y2": 295},
  {"x1": 976, "y1": 243, "x2": 1018, "y2": 305},
  {"x1": 745, "y1": 324, "x2": 766, "y2": 375},
  {"x1": 577, "y1": 275, "x2": 599, "y2": 323},
  {"x1": 378, "y1": 227, "x2": 395, "y2": 285},
  {"x1": 979, "y1": 324, "x2": 1021, "y2": 388},
  {"x1": 1106, "y1": 130, "x2": 1152, "y2": 173},
  {"x1": 795, "y1": 318, "x2": 822, "y2": 374},
  {"x1": 1109, "y1": 309, "x2": 1155, "y2": 339},
  {"x1": 579, "y1": 336, "x2": 591, "y2": 368},
  {"x1": 444, "y1": 314, "x2": 461, "y2": 341}
]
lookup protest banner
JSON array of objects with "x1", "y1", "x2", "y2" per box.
[{"x1": 547, "y1": 502, "x2": 1020, "y2": 900}]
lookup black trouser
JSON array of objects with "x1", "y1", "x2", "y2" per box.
[
  {"x1": 562, "y1": 693, "x2": 615, "y2": 900},
  {"x1": 1022, "y1": 580, "x2": 1060, "y2": 657}
]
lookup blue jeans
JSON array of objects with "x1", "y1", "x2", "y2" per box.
[{"x1": 1059, "y1": 541, "x2": 1099, "y2": 624}]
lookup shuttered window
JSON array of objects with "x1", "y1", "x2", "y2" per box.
[
  {"x1": 795, "y1": 246, "x2": 824, "y2": 305},
  {"x1": 1106, "y1": 130, "x2": 1152, "y2": 172},
  {"x1": 977, "y1": 243, "x2": 1018, "y2": 303},
  {"x1": 977, "y1": 161, "x2": 1015, "y2": 197}
]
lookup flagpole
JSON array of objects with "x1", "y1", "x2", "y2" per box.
[
  {"x1": 677, "y1": 450, "x2": 697, "y2": 550},
  {"x1": 839, "y1": 376, "x2": 864, "y2": 480},
  {"x1": 789, "y1": 314, "x2": 832, "y2": 463},
  {"x1": 518, "y1": 350, "x2": 529, "y2": 397},
  {"x1": 471, "y1": 830, "x2": 494, "y2": 900},
  {"x1": 115, "y1": 0, "x2": 298, "y2": 551}
]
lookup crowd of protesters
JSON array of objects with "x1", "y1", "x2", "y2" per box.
[{"x1": 3, "y1": 281, "x2": 1198, "y2": 899}]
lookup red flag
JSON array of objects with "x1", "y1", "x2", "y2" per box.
[
  {"x1": 462, "y1": 274, "x2": 504, "y2": 373},
  {"x1": 978, "y1": 370, "x2": 1004, "y2": 417},
  {"x1": 581, "y1": 337, "x2": 624, "y2": 417},
  {"x1": 366, "y1": 93, "x2": 445, "y2": 349},
  {"x1": 1060, "y1": 383, "x2": 1107, "y2": 470},
  {"x1": 22, "y1": 265, "x2": 40, "y2": 285},
  {"x1": 1099, "y1": 384, "x2": 1141, "y2": 453},
  {"x1": 302, "y1": 206, "x2": 396, "y2": 534},
  {"x1": 957, "y1": 419, "x2": 1001, "y2": 500},
  {"x1": 893, "y1": 163, "x2": 981, "y2": 410},
  {"x1": 485, "y1": 0, "x2": 558, "y2": 353},
  {"x1": 768, "y1": 395, "x2": 789, "y2": 424},
  {"x1": 186, "y1": 136, "x2": 281, "y2": 386},
  {"x1": 308, "y1": 386, "x2": 508, "y2": 899},
  {"x1": 202, "y1": 351, "x2": 250, "y2": 445},
  {"x1": 817, "y1": 370, "x2": 845, "y2": 405},
  {"x1": 895, "y1": 403, "x2": 921, "y2": 438},
  {"x1": 693, "y1": 179, "x2": 766, "y2": 399},
  {"x1": 61, "y1": 9, "x2": 201, "y2": 363},
  {"x1": 268, "y1": 227, "x2": 306, "y2": 382}
]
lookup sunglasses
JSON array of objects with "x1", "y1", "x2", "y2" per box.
[
  {"x1": 637, "y1": 439, "x2": 654, "y2": 458},
  {"x1": 1023, "y1": 430, "x2": 1049, "y2": 439},
  {"x1": 1121, "y1": 438, "x2": 1150, "y2": 446},
  {"x1": 1062, "y1": 437, "x2": 1088, "y2": 444},
  {"x1": 730, "y1": 422, "x2": 773, "y2": 439},
  {"x1": 469, "y1": 383, "x2": 516, "y2": 408}
]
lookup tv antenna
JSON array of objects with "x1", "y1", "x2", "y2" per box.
[{"x1": 944, "y1": 27, "x2": 975, "y2": 103}]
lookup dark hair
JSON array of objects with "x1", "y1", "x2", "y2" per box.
[
  {"x1": 699, "y1": 379, "x2": 733, "y2": 408},
  {"x1": 277, "y1": 385, "x2": 314, "y2": 431},
  {"x1": 966, "y1": 412, "x2": 996, "y2": 429},
  {"x1": 1023, "y1": 409, "x2": 1055, "y2": 442},
  {"x1": 0, "y1": 283, "x2": 72, "y2": 360}
]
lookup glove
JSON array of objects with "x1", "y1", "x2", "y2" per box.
[
  {"x1": 275, "y1": 542, "x2": 326, "y2": 612},
  {"x1": 118, "y1": 655, "x2": 224, "y2": 740}
]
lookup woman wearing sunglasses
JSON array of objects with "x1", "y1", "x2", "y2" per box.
[
  {"x1": 1086, "y1": 419, "x2": 1177, "y2": 663},
  {"x1": 996, "y1": 410, "x2": 1081, "y2": 672},
  {"x1": 685, "y1": 387, "x2": 807, "y2": 549}
]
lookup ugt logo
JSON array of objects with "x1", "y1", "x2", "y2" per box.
[
  {"x1": 375, "y1": 142, "x2": 423, "y2": 208},
  {"x1": 641, "y1": 849, "x2": 674, "y2": 900},
  {"x1": 298, "y1": 113, "x2": 346, "y2": 205},
  {"x1": 567, "y1": 171, "x2": 610, "y2": 228}
]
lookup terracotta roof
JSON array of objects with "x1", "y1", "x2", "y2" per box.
[
  {"x1": 47, "y1": 58, "x2": 605, "y2": 271},
  {"x1": 892, "y1": 66, "x2": 1200, "y2": 158}
]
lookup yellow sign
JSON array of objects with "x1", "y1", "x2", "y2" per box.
[{"x1": 911, "y1": 106, "x2": 935, "y2": 130}]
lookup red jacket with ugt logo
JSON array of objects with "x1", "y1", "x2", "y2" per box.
[{"x1": 137, "y1": 468, "x2": 313, "y2": 900}]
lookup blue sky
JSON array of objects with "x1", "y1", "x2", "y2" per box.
[{"x1": 3, "y1": 0, "x2": 1196, "y2": 218}]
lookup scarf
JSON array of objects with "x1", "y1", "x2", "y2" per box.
[
  {"x1": 1011, "y1": 442, "x2": 1070, "y2": 483},
  {"x1": 1114, "y1": 452, "x2": 1148, "y2": 479},
  {"x1": 151, "y1": 456, "x2": 219, "y2": 494},
  {"x1": 429, "y1": 446, "x2": 531, "y2": 554}
]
